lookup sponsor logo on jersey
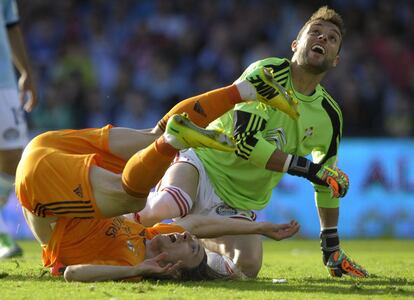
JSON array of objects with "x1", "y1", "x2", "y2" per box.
[{"x1": 105, "y1": 217, "x2": 125, "y2": 238}]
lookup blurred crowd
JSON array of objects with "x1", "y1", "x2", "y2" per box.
[{"x1": 19, "y1": 0, "x2": 414, "y2": 137}]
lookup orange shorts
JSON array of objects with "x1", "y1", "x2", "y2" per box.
[{"x1": 15, "y1": 125, "x2": 126, "y2": 219}]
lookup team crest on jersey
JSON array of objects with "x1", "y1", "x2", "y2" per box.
[
  {"x1": 126, "y1": 240, "x2": 136, "y2": 254},
  {"x1": 301, "y1": 127, "x2": 314, "y2": 142},
  {"x1": 263, "y1": 128, "x2": 287, "y2": 149}
]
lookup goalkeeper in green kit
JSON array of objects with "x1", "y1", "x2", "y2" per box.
[{"x1": 137, "y1": 6, "x2": 368, "y2": 279}]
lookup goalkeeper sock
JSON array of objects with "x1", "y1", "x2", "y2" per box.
[
  {"x1": 157, "y1": 85, "x2": 241, "y2": 132},
  {"x1": 320, "y1": 227, "x2": 340, "y2": 265}
]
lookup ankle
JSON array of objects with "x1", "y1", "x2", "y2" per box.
[
  {"x1": 235, "y1": 80, "x2": 256, "y2": 101},
  {"x1": 155, "y1": 136, "x2": 180, "y2": 156}
]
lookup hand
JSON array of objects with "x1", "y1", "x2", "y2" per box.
[
  {"x1": 18, "y1": 73, "x2": 37, "y2": 112},
  {"x1": 316, "y1": 166, "x2": 349, "y2": 198},
  {"x1": 136, "y1": 252, "x2": 182, "y2": 278},
  {"x1": 325, "y1": 249, "x2": 369, "y2": 278},
  {"x1": 261, "y1": 220, "x2": 300, "y2": 241}
]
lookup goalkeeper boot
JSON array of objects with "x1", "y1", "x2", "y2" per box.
[
  {"x1": 0, "y1": 233, "x2": 23, "y2": 259},
  {"x1": 165, "y1": 113, "x2": 235, "y2": 152},
  {"x1": 326, "y1": 249, "x2": 368, "y2": 278},
  {"x1": 246, "y1": 67, "x2": 299, "y2": 120}
]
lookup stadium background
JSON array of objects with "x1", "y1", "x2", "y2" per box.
[{"x1": 4, "y1": 0, "x2": 413, "y2": 239}]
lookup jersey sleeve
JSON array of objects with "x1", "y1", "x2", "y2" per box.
[
  {"x1": 232, "y1": 102, "x2": 276, "y2": 169},
  {"x1": 3, "y1": 0, "x2": 19, "y2": 25}
]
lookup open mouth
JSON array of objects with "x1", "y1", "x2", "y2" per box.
[
  {"x1": 168, "y1": 234, "x2": 177, "y2": 242},
  {"x1": 311, "y1": 44, "x2": 325, "y2": 55}
]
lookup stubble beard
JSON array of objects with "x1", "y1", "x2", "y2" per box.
[{"x1": 300, "y1": 49, "x2": 331, "y2": 75}]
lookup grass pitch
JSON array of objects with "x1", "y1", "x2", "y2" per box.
[{"x1": 0, "y1": 239, "x2": 413, "y2": 300}]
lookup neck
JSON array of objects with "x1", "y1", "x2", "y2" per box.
[{"x1": 290, "y1": 60, "x2": 326, "y2": 96}]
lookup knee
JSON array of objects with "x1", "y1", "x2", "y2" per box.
[
  {"x1": 237, "y1": 257, "x2": 262, "y2": 278},
  {"x1": 122, "y1": 195, "x2": 147, "y2": 215}
]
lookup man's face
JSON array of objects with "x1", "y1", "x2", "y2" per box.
[
  {"x1": 292, "y1": 20, "x2": 342, "y2": 74},
  {"x1": 150, "y1": 231, "x2": 205, "y2": 269}
]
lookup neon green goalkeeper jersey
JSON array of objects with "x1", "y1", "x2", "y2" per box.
[{"x1": 194, "y1": 57, "x2": 343, "y2": 210}]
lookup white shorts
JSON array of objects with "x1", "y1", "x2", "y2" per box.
[
  {"x1": 173, "y1": 149, "x2": 256, "y2": 221},
  {"x1": 0, "y1": 89, "x2": 28, "y2": 150}
]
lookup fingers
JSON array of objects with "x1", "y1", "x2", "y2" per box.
[
  {"x1": 154, "y1": 252, "x2": 169, "y2": 262},
  {"x1": 326, "y1": 177, "x2": 340, "y2": 198},
  {"x1": 22, "y1": 89, "x2": 37, "y2": 112}
]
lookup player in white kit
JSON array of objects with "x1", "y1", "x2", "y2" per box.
[{"x1": 0, "y1": 0, "x2": 37, "y2": 258}]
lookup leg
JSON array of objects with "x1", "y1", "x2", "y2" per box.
[
  {"x1": 108, "y1": 128, "x2": 160, "y2": 161},
  {"x1": 121, "y1": 114, "x2": 234, "y2": 200},
  {"x1": 155, "y1": 67, "x2": 300, "y2": 133},
  {"x1": 138, "y1": 162, "x2": 199, "y2": 226},
  {"x1": 0, "y1": 89, "x2": 29, "y2": 258},
  {"x1": 21, "y1": 207, "x2": 57, "y2": 246},
  {"x1": 90, "y1": 165, "x2": 146, "y2": 218},
  {"x1": 202, "y1": 234, "x2": 263, "y2": 278},
  {"x1": 155, "y1": 85, "x2": 242, "y2": 133}
]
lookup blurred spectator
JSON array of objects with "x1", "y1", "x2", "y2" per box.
[{"x1": 19, "y1": 0, "x2": 414, "y2": 137}]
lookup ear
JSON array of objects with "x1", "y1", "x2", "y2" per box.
[
  {"x1": 291, "y1": 40, "x2": 298, "y2": 53},
  {"x1": 332, "y1": 55, "x2": 340, "y2": 67}
]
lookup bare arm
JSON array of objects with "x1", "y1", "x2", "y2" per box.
[
  {"x1": 265, "y1": 149, "x2": 290, "y2": 172},
  {"x1": 64, "y1": 253, "x2": 181, "y2": 282},
  {"x1": 64, "y1": 264, "x2": 142, "y2": 282},
  {"x1": 174, "y1": 215, "x2": 299, "y2": 240},
  {"x1": 7, "y1": 24, "x2": 37, "y2": 111}
]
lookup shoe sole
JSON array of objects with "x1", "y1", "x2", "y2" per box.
[{"x1": 169, "y1": 115, "x2": 235, "y2": 152}]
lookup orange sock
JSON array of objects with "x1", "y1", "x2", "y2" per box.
[
  {"x1": 122, "y1": 137, "x2": 177, "y2": 198},
  {"x1": 157, "y1": 85, "x2": 241, "y2": 131}
]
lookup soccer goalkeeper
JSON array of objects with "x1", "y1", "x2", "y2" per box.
[{"x1": 137, "y1": 6, "x2": 368, "y2": 279}]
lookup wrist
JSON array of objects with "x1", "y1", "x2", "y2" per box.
[
  {"x1": 133, "y1": 264, "x2": 146, "y2": 277},
  {"x1": 287, "y1": 155, "x2": 327, "y2": 186},
  {"x1": 256, "y1": 222, "x2": 273, "y2": 236}
]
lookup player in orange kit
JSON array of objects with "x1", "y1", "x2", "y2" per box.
[
  {"x1": 15, "y1": 66, "x2": 299, "y2": 281},
  {"x1": 23, "y1": 208, "x2": 299, "y2": 282}
]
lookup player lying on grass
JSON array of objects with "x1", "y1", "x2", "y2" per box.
[
  {"x1": 23, "y1": 205, "x2": 299, "y2": 282},
  {"x1": 15, "y1": 66, "x2": 299, "y2": 280},
  {"x1": 137, "y1": 6, "x2": 368, "y2": 279}
]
